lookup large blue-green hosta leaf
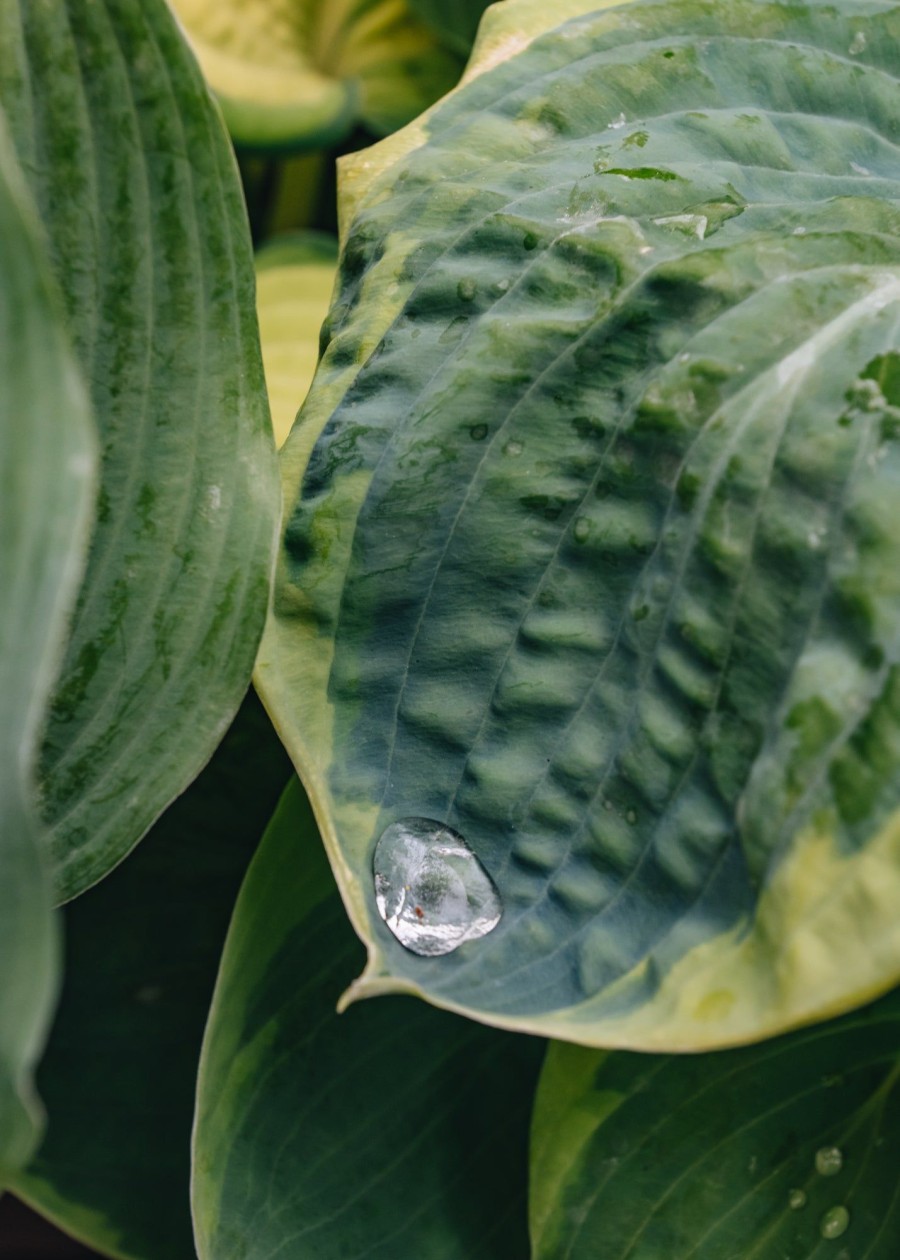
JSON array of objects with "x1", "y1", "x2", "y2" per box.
[
  {"x1": 257, "y1": 0, "x2": 900, "y2": 1050},
  {"x1": 531, "y1": 987, "x2": 900, "y2": 1258},
  {"x1": 0, "y1": 117, "x2": 95, "y2": 1177},
  {"x1": 0, "y1": 0, "x2": 280, "y2": 901},
  {"x1": 192, "y1": 779, "x2": 543, "y2": 1259}
]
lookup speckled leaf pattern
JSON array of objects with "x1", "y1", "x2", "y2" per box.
[
  {"x1": 192, "y1": 779, "x2": 544, "y2": 1260},
  {"x1": 0, "y1": 0, "x2": 280, "y2": 901},
  {"x1": 257, "y1": 0, "x2": 900, "y2": 1049},
  {"x1": 168, "y1": 0, "x2": 463, "y2": 150},
  {"x1": 256, "y1": 232, "x2": 338, "y2": 449},
  {"x1": 531, "y1": 986, "x2": 900, "y2": 1258},
  {"x1": 0, "y1": 117, "x2": 95, "y2": 1178}
]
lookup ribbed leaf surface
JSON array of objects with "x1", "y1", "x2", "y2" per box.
[
  {"x1": 258, "y1": 0, "x2": 900, "y2": 1049},
  {"x1": 0, "y1": 0, "x2": 280, "y2": 900}
]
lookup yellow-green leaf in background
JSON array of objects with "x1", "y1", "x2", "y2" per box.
[
  {"x1": 256, "y1": 233, "x2": 338, "y2": 449},
  {"x1": 168, "y1": 0, "x2": 463, "y2": 151},
  {"x1": 0, "y1": 114, "x2": 95, "y2": 1180}
]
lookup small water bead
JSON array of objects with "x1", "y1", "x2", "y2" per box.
[
  {"x1": 457, "y1": 278, "x2": 477, "y2": 302},
  {"x1": 503, "y1": 439, "x2": 523, "y2": 457},
  {"x1": 626, "y1": 809, "x2": 637, "y2": 825},
  {"x1": 820, "y1": 1206, "x2": 850, "y2": 1240},
  {"x1": 816, "y1": 1146, "x2": 843, "y2": 1176},
  {"x1": 470, "y1": 423, "x2": 488, "y2": 441},
  {"x1": 788, "y1": 1188, "x2": 807, "y2": 1210},
  {"x1": 848, "y1": 30, "x2": 867, "y2": 54},
  {"x1": 573, "y1": 517, "x2": 590, "y2": 543},
  {"x1": 373, "y1": 817, "x2": 502, "y2": 957}
]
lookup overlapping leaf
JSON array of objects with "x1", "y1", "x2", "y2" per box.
[
  {"x1": 169, "y1": 0, "x2": 462, "y2": 150},
  {"x1": 257, "y1": 0, "x2": 900, "y2": 1049},
  {"x1": 0, "y1": 0, "x2": 280, "y2": 900},
  {"x1": 0, "y1": 117, "x2": 95, "y2": 1178},
  {"x1": 256, "y1": 233, "x2": 338, "y2": 448},
  {"x1": 192, "y1": 779, "x2": 543, "y2": 1260},
  {"x1": 7, "y1": 696, "x2": 289, "y2": 1259},
  {"x1": 531, "y1": 987, "x2": 900, "y2": 1258}
]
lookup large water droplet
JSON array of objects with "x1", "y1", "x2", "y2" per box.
[
  {"x1": 373, "y1": 818, "x2": 502, "y2": 956},
  {"x1": 788, "y1": 1188, "x2": 807, "y2": 1210},
  {"x1": 820, "y1": 1206, "x2": 850, "y2": 1240},
  {"x1": 816, "y1": 1146, "x2": 843, "y2": 1176}
]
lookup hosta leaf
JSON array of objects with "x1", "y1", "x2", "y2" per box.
[
  {"x1": 168, "y1": 0, "x2": 462, "y2": 151},
  {"x1": 0, "y1": 0, "x2": 280, "y2": 901},
  {"x1": 8, "y1": 695, "x2": 290, "y2": 1259},
  {"x1": 256, "y1": 0, "x2": 900, "y2": 1050},
  {"x1": 0, "y1": 118, "x2": 95, "y2": 1176},
  {"x1": 530, "y1": 987, "x2": 900, "y2": 1259},
  {"x1": 256, "y1": 233, "x2": 338, "y2": 449},
  {"x1": 192, "y1": 779, "x2": 543, "y2": 1260}
]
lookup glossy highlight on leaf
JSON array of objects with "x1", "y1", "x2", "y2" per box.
[
  {"x1": 0, "y1": 114, "x2": 95, "y2": 1178},
  {"x1": 257, "y1": 0, "x2": 900, "y2": 1049},
  {"x1": 192, "y1": 780, "x2": 543, "y2": 1260},
  {"x1": 0, "y1": 0, "x2": 281, "y2": 901},
  {"x1": 530, "y1": 986, "x2": 900, "y2": 1258}
]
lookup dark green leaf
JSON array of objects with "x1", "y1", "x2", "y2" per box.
[
  {"x1": 192, "y1": 779, "x2": 543, "y2": 1259},
  {"x1": 531, "y1": 988, "x2": 900, "y2": 1258},
  {"x1": 0, "y1": 0, "x2": 280, "y2": 900},
  {"x1": 9, "y1": 694, "x2": 291, "y2": 1258},
  {"x1": 408, "y1": 0, "x2": 496, "y2": 56},
  {"x1": 257, "y1": 0, "x2": 900, "y2": 1048}
]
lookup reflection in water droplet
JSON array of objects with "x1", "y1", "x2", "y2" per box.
[
  {"x1": 789, "y1": 1188, "x2": 807, "y2": 1210},
  {"x1": 820, "y1": 1206, "x2": 850, "y2": 1240},
  {"x1": 816, "y1": 1146, "x2": 843, "y2": 1176},
  {"x1": 373, "y1": 818, "x2": 502, "y2": 956}
]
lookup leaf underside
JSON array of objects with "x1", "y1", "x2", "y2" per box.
[
  {"x1": 0, "y1": 0, "x2": 280, "y2": 901},
  {"x1": 258, "y1": 0, "x2": 900, "y2": 1050},
  {"x1": 0, "y1": 117, "x2": 94, "y2": 1177}
]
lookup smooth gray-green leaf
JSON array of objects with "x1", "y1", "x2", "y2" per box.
[
  {"x1": 257, "y1": 0, "x2": 900, "y2": 1050},
  {"x1": 531, "y1": 987, "x2": 900, "y2": 1258},
  {"x1": 192, "y1": 778, "x2": 544, "y2": 1260},
  {"x1": 0, "y1": 0, "x2": 280, "y2": 901},
  {"x1": 0, "y1": 116, "x2": 95, "y2": 1178},
  {"x1": 8, "y1": 694, "x2": 289, "y2": 1259},
  {"x1": 169, "y1": 0, "x2": 463, "y2": 151}
]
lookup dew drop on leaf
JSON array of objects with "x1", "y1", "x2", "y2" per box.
[
  {"x1": 788, "y1": 1188, "x2": 807, "y2": 1210},
  {"x1": 816, "y1": 1146, "x2": 843, "y2": 1176},
  {"x1": 820, "y1": 1206, "x2": 850, "y2": 1240},
  {"x1": 373, "y1": 818, "x2": 502, "y2": 956}
]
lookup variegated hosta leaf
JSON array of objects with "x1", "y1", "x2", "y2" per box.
[
  {"x1": 0, "y1": 0, "x2": 280, "y2": 900},
  {"x1": 531, "y1": 987, "x2": 900, "y2": 1258},
  {"x1": 256, "y1": 233, "x2": 338, "y2": 449},
  {"x1": 191, "y1": 779, "x2": 543, "y2": 1260},
  {"x1": 168, "y1": 0, "x2": 463, "y2": 150},
  {"x1": 257, "y1": 0, "x2": 900, "y2": 1051},
  {"x1": 0, "y1": 115, "x2": 95, "y2": 1178}
]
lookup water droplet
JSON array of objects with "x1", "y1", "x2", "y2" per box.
[
  {"x1": 652, "y1": 213, "x2": 708, "y2": 240},
  {"x1": 816, "y1": 1146, "x2": 843, "y2": 1176},
  {"x1": 470, "y1": 423, "x2": 488, "y2": 441},
  {"x1": 523, "y1": 231, "x2": 539, "y2": 250},
  {"x1": 808, "y1": 529, "x2": 823, "y2": 550},
  {"x1": 608, "y1": 112, "x2": 627, "y2": 129},
  {"x1": 821, "y1": 1073, "x2": 844, "y2": 1088},
  {"x1": 373, "y1": 818, "x2": 502, "y2": 956},
  {"x1": 820, "y1": 1206, "x2": 850, "y2": 1240},
  {"x1": 747, "y1": 1154, "x2": 759, "y2": 1175},
  {"x1": 626, "y1": 809, "x2": 637, "y2": 825},
  {"x1": 850, "y1": 161, "x2": 872, "y2": 177},
  {"x1": 573, "y1": 516, "x2": 590, "y2": 543},
  {"x1": 603, "y1": 798, "x2": 613, "y2": 811},
  {"x1": 458, "y1": 278, "x2": 477, "y2": 302},
  {"x1": 503, "y1": 439, "x2": 523, "y2": 457},
  {"x1": 495, "y1": 277, "x2": 511, "y2": 293},
  {"x1": 848, "y1": 30, "x2": 867, "y2": 54},
  {"x1": 789, "y1": 1188, "x2": 807, "y2": 1210},
  {"x1": 793, "y1": 225, "x2": 807, "y2": 236}
]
